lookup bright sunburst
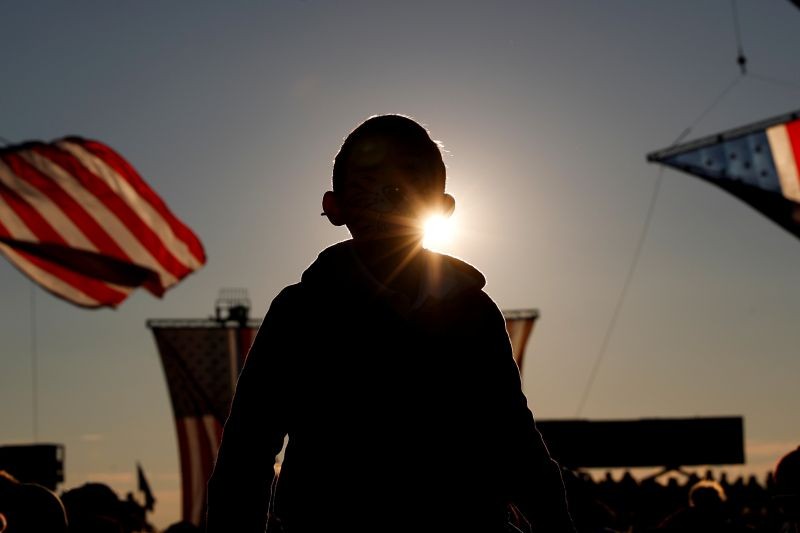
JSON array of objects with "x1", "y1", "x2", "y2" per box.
[{"x1": 422, "y1": 214, "x2": 455, "y2": 251}]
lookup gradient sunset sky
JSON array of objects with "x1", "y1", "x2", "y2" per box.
[{"x1": 2, "y1": 2, "x2": 800, "y2": 529}]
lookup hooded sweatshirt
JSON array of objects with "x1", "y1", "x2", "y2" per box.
[{"x1": 207, "y1": 241, "x2": 573, "y2": 533}]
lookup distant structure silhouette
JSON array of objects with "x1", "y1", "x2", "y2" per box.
[{"x1": 206, "y1": 115, "x2": 575, "y2": 532}]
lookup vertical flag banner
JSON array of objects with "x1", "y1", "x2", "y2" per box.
[
  {"x1": 0, "y1": 137, "x2": 205, "y2": 308},
  {"x1": 648, "y1": 109, "x2": 800, "y2": 240},
  {"x1": 504, "y1": 309, "x2": 539, "y2": 371},
  {"x1": 148, "y1": 319, "x2": 258, "y2": 526},
  {"x1": 150, "y1": 309, "x2": 538, "y2": 525}
]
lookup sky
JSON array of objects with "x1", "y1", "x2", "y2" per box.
[{"x1": 2, "y1": 1, "x2": 800, "y2": 529}]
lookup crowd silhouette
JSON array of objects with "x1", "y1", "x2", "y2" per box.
[
  {"x1": 1, "y1": 448, "x2": 799, "y2": 532},
  {"x1": 562, "y1": 458, "x2": 799, "y2": 533}
]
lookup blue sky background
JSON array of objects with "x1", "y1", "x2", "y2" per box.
[{"x1": 2, "y1": 2, "x2": 800, "y2": 528}]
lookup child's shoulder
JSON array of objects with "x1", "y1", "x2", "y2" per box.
[
  {"x1": 435, "y1": 251, "x2": 485, "y2": 284},
  {"x1": 423, "y1": 250, "x2": 486, "y2": 301}
]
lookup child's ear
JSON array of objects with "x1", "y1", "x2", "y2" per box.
[
  {"x1": 441, "y1": 193, "x2": 455, "y2": 217},
  {"x1": 322, "y1": 191, "x2": 346, "y2": 226}
]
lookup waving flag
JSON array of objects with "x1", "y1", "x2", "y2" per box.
[
  {"x1": 648, "y1": 109, "x2": 800, "y2": 240},
  {"x1": 0, "y1": 137, "x2": 205, "y2": 307}
]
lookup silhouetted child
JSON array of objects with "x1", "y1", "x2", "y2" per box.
[{"x1": 207, "y1": 115, "x2": 575, "y2": 532}]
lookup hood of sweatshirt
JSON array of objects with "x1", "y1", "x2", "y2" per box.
[{"x1": 300, "y1": 240, "x2": 485, "y2": 315}]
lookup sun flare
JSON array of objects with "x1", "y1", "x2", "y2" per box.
[{"x1": 422, "y1": 214, "x2": 455, "y2": 251}]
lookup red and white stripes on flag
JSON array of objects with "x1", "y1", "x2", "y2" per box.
[
  {"x1": 0, "y1": 137, "x2": 205, "y2": 308},
  {"x1": 149, "y1": 320, "x2": 257, "y2": 526},
  {"x1": 504, "y1": 309, "x2": 539, "y2": 371},
  {"x1": 176, "y1": 414, "x2": 223, "y2": 526}
]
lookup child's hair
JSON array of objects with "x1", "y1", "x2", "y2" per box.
[{"x1": 332, "y1": 115, "x2": 446, "y2": 192}]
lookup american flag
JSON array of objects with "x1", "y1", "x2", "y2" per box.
[
  {"x1": 648, "y1": 110, "x2": 800, "y2": 241},
  {"x1": 149, "y1": 319, "x2": 257, "y2": 526},
  {"x1": 0, "y1": 137, "x2": 204, "y2": 307}
]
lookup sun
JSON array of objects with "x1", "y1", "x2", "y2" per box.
[{"x1": 422, "y1": 214, "x2": 455, "y2": 251}]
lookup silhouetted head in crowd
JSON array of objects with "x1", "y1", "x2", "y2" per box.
[
  {"x1": 0, "y1": 470, "x2": 68, "y2": 533},
  {"x1": 774, "y1": 445, "x2": 800, "y2": 521},
  {"x1": 61, "y1": 482, "x2": 124, "y2": 533},
  {"x1": 688, "y1": 479, "x2": 726, "y2": 511}
]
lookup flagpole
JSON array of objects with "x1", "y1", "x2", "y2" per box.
[{"x1": 31, "y1": 282, "x2": 39, "y2": 442}]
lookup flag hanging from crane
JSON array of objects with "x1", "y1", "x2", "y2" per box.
[
  {"x1": 0, "y1": 137, "x2": 205, "y2": 308},
  {"x1": 148, "y1": 318, "x2": 258, "y2": 526},
  {"x1": 648, "y1": 109, "x2": 800, "y2": 240}
]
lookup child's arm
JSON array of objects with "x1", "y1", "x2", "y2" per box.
[
  {"x1": 480, "y1": 297, "x2": 577, "y2": 533},
  {"x1": 206, "y1": 289, "x2": 296, "y2": 533},
  {"x1": 500, "y1": 357, "x2": 576, "y2": 532}
]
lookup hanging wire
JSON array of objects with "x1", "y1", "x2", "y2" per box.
[
  {"x1": 748, "y1": 72, "x2": 800, "y2": 94},
  {"x1": 729, "y1": 0, "x2": 800, "y2": 94},
  {"x1": 575, "y1": 0, "x2": 795, "y2": 416},
  {"x1": 576, "y1": 25, "x2": 746, "y2": 414},
  {"x1": 575, "y1": 0, "x2": 754, "y2": 416},
  {"x1": 575, "y1": 167, "x2": 665, "y2": 416},
  {"x1": 728, "y1": 2, "x2": 800, "y2": 95},
  {"x1": 671, "y1": 73, "x2": 744, "y2": 146},
  {"x1": 671, "y1": 0, "x2": 750, "y2": 146}
]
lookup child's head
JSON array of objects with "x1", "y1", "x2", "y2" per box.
[{"x1": 323, "y1": 115, "x2": 455, "y2": 246}]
